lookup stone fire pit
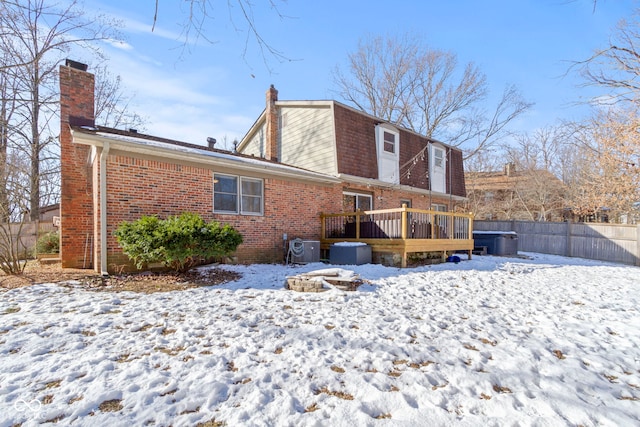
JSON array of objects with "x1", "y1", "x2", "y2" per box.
[{"x1": 285, "y1": 268, "x2": 363, "y2": 292}]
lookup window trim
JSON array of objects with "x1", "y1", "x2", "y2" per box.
[
  {"x1": 343, "y1": 191, "x2": 373, "y2": 212},
  {"x1": 213, "y1": 173, "x2": 264, "y2": 216}
]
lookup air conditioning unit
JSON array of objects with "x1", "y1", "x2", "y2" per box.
[{"x1": 291, "y1": 240, "x2": 320, "y2": 264}]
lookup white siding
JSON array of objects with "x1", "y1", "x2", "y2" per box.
[
  {"x1": 279, "y1": 106, "x2": 336, "y2": 175},
  {"x1": 242, "y1": 124, "x2": 267, "y2": 157}
]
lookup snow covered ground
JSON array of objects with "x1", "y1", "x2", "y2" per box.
[{"x1": 1, "y1": 253, "x2": 639, "y2": 426}]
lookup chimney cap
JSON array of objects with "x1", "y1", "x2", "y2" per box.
[{"x1": 65, "y1": 59, "x2": 88, "y2": 71}]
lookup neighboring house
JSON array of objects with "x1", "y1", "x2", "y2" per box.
[
  {"x1": 59, "y1": 61, "x2": 468, "y2": 274},
  {"x1": 465, "y1": 163, "x2": 567, "y2": 221}
]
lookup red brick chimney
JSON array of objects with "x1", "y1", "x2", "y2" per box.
[
  {"x1": 59, "y1": 60, "x2": 95, "y2": 269},
  {"x1": 265, "y1": 84, "x2": 279, "y2": 161}
]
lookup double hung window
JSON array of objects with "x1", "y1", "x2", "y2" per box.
[{"x1": 214, "y1": 174, "x2": 263, "y2": 215}]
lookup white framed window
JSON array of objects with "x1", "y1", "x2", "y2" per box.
[
  {"x1": 431, "y1": 203, "x2": 447, "y2": 212},
  {"x1": 343, "y1": 191, "x2": 372, "y2": 212},
  {"x1": 375, "y1": 124, "x2": 400, "y2": 184},
  {"x1": 383, "y1": 131, "x2": 396, "y2": 153},
  {"x1": 214, "y1": 174, "x2": 263, "y2": 215},
  {"x1": 434, "y1": 147, "x2": 444, "y2": 168}
]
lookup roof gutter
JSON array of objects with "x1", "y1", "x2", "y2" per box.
[{"x1": 100, "y1": 141, "x2": 109, "y2": 277}]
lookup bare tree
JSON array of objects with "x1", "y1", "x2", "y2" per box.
[
  {"x1": 152, "y1": 0, "x2": 291, "y2": 69},
  {"x1": 578, "y1": 8, "x2": 640, "y2": 105},
  {"x1": 93, "y1": 64, "x2": 146, "y2": 131},
  {"x1": 0, "y1": 0, "x2": 118, "y2": 221},
  {"x1": 333, "y1": 33, "x2": 532, "y2": 159}
]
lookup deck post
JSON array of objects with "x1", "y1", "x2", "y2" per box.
[
  {"x1": 355, "y1": 211, "x2": 360, "y2": 240},
  {"x1": 401, "y1": 204, "x2": 408, "y2": 240},
  {"x1": 320, "y1": 213, "x2": 326, "y2": 240}
]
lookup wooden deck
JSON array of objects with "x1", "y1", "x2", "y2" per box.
[{"x1": 320, "y1": 206, "x2": 474, "y2": 267}]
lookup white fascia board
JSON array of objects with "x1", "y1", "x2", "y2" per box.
[{"x1": 71, "y1": 129, "x2": 339, "y2": 185}]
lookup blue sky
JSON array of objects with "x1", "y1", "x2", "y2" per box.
[{"x1": 80, "y1": 0, "x2": 636, "y2": 150}]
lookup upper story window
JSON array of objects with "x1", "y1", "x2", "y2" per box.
[
  {"x1": 375, "y1": 124, "x2": 400, "y2": 185},
  {"x1": 383, "y1": 131, "x2": 396, "y2": 153},
  {"x1": 214, "y1": 174, "x2": 263, "y2": 215},
  {"x1": 434, "y1": 147, "x2": 444, "y2": 168}
]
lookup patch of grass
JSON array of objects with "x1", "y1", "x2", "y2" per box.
[
  {"x1": 493, "y1": 384, "x2": 512, "y2": 394},
  {"x1": 43, "y1": 414, "x2": 65, "y2": 423},
  {"x1": 393, "y1": 359, "x2": 407, "y2": 366},
  {"x1": 227, "y1": 361, "x2": 238, "y2": 372},
  {"x1": 68, "y1": 395, "x2": 83, "y2": 404},
  {"x1": 45, "y1": 380, "x2": 62, "y2": 389},
  {"x1": 324, "y1": 324, "x2": 335, "y2": 330},
  {"x1": 200, "y1": 350, "x2": 213, "y2": 355},
  {"x1": 155, "y1": 346, "x2": 185, "y2": 356},
  {"x1": 304, "y1": 402, "x2": 319, "y2": 413},
  {"x1": 463, "y1": 343, "x2": 479, "y2": 351},
  {"x1": 479, "y1": 338, "x2": 497, "y2": 346},
  {"x1": 480, "y1": 393, "x2": 492, "y2": 400},
  {"x1": 81, "y1": 330, "x2": 96, "y2": 337},
  {"x1": 196, "y1": 419, "x2": 226, "y2": 427},
  {"x1": 234, "y1": 377, "x2": 252, "y2": 385},
  {"x1": 375, "y1": 413, "x2": 391, "y2": 419},
  {"x1": 389, "y1": 385, "x2": 400, "y2": 392},
  {"x1": 2, "y1": 306, "x2": 20, "y2": 315},
  {"x1": 330, "y1": 365, "x2": 345, "y2": 373},
  {"x1": 604, "y1": 374, "x2": 619, "y2": 383},
  {"x1": 619, "y1": 395, "x2": 640, "y2": 401},
  {"x1": 553, "y1": 350, "x2": 566, "y2": 360},
  {"x1": 161, "y1": 328, "x2": 176, "y2": 336},
  {"x1": 98, "y1": 399, "x2": 123, "y2": 412},
  {"x1": 180, "y1": 406, "x2": 200, "y2": 415},
  {"x1": 283, "y1": 305, "x2": 293, "y2": 310},
  {"x1": 431, "y1": 382, "x2": 448, "y2": 391},
  {"x1": 95, "y1": 309, "x2": 122, "y2": 315},
  {"x1": 159, "y1": 388, "x2": 177, "y2": 397},
  {"x1": 314, "y1": 386, "x2": 354, "y2": 400},
  {"x1": 387, "y1": 370, "x2": 402, "y2": 378},
  {"x1": 274, "y1": 347, "x2": 283, "y2": 354},
  {"x1": 42, "y1": 394, "x2": 54, "y2": 404}
]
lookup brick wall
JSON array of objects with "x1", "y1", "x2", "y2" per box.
[
  {"x1": 59, "y1": 63, "x2": 95, "y2": 269},
  {"x1": 104, "y1": 154, "x2": 342, "y2": 270}
]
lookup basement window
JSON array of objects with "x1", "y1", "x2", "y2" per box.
[{"x1": 214, "y1": 174, "x2": 263, "y2": 215}]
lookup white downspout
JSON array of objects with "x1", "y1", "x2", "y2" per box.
[{"x1": 100, "y1": 141, "x2": 110, "y2": 276}]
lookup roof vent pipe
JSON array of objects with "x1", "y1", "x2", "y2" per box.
[{"x1": 207, "y1": 137, "x2": 216, "y2": 149}]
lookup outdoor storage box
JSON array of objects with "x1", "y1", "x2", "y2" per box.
[
  {"x1": 473, "y1": 231, "x2": 518, "y2": 256},
  {"x1": 330, "y1": 243, "x2": 372, "y2": 265}
]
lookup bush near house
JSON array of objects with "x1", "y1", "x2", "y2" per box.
[
  {"x1": 114, "y1": 212, "x2": 243, "y2": 273},
  {"x1": 35, "y1": 231, "x2": 60, "y2": 254}
]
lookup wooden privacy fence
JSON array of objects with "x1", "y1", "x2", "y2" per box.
[
  {"x1": 474, "y1": 220, "x2": 640, "y2": 266},
  {"x1": 0, "y1": 221, "x2": 56, "y2": 257}
]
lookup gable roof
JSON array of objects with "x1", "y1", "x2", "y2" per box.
[
  {"x1": 70, "y1": 125, "x2": 339, "y2": 185},
  {"x1": 238, "y1": 99, "x2": 461, "y2": 155}
]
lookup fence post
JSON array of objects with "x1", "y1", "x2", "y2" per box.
[
  {"x1": 566, "y1": 221, "x2": 573, "y2": 258},
  {"x1": 636, "y1": 224, "x2": 640, "y2": 266}
]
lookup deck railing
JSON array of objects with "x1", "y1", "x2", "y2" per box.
[{"x1": 320, "y1": 206, "x2": 473, "y2": 242}]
